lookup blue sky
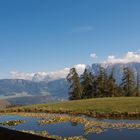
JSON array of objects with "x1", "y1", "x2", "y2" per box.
[{"x1": 0, "y1": 0, "x2": 140, "y2": 78}]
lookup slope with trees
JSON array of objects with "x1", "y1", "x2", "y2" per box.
[{"x1": 67, "y1": 66, "x2": 140, "y2": 100}]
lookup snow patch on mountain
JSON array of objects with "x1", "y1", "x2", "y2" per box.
[
  {"x1": 10, "y1": 64, "x2": 86, "y2": 82},
  {"x1": 86, "y1": 62, "x2": 140, "y2": 84}
]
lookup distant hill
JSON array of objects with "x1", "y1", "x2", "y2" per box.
[
  {"x1": 0, "y1": 78, "x2": 68, "y2": 105},
  {"x1": 46, "y1": 79, "x2": 69, "y2": 98},
  {"x1": 7, "y1": 95, "x2": 64, "y2": 105},
  {"x1": 0, "y1": 79, "x2": 48, "y2": 96},
  {"x1": 0, "y1": 78, "x2": 68, "y2": 97},
  {"x1": 1, "y1": 62, "x2": 140, "y2": 105}
]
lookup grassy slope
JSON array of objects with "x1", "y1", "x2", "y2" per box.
[{"x1": 25, "y1": 97, "x2": 140, "y2": 113}]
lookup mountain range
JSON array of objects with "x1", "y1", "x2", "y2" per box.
[
  {"x1": 86, "y1": 62, "x2": 140, "y2": 84},
  {"x1": 0, "y1": 78, "x2": 69, "y2": 105},
  {"x1": 0, "y1": 62, "x2": 140, "y2": 105}
]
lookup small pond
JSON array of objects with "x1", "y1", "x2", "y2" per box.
[{"x1": 0, "y1": 113, "x2": 139, "y2": 140}]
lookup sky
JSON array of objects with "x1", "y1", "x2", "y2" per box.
[{"x1": 0, "y1": 0, "x2": 140, "y2": 79}]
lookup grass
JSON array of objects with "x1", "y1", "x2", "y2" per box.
[
  {"x1": 1, "y1": 97, "x2": 140, "y2": 118},
  {"x1": 23, "y1": 97, "x2": 140, "y2": 112},
  {"x1": 35, "y1": 97, "x2": 140, "y2": 112}
]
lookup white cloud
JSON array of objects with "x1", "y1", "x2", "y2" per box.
[
  {"x1": 46, "y1": 64, "x2": 86, "y2": 80},
  {"x1": 10, "y1": 71, "x2": 35, "y2": 80},
  {"x1": 90, "y1": 53, "x2": 97, "y2": 58},
  {"x1": 10, "y1": 64, "x2": 86, "y2": 81},
  {"x1": 74, "y1": 64, "x2": 86, "y2": 74},
  {"x1": 104, "y1": 51, "x2": 140, "y2": 64}
]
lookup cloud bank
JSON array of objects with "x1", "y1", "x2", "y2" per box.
[
  {"x1": 10, "y1": 51, "x2": 140, "y2": 81},
  {"x1": 10, "y1": 71, "x2": 35, "y2": 80},
  {"x1": 104, "y1": 51, "x2": 140, "y2": 64},
  {"x1": 10, "y1": 64, "x2": 86, "y2": 81}
]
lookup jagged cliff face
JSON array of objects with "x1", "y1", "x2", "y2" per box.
[
  {"x1": 0, "y1": 62, "x2": 140, "y2": 105},
  {"x1": 0, "y1": 62, "x2": 140, "y2": 97},
  {"x1": 86, "y1": 62, "x2": 140, "y2": 84}
]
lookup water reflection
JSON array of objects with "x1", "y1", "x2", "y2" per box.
[{"x1": 0, "y1": 114, "x2": 139, "y2": 140}]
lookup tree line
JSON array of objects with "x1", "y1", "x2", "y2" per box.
[{"x1": 66, "y1": 66, "x2": 140, "y2": 100}]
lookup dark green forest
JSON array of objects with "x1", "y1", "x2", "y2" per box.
[{"x1": 67, "y1": 67, "x2": 140, "y2": 100}]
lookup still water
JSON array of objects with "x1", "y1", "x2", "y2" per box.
[{"x1": 0, "y1": 114, "x2": 139, "y2": 140}]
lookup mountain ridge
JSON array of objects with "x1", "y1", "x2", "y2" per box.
[
  {"x1": 86, "y1": 62, "x2": 140, "y2": 84},
  {"x1": 0, "y1": 62, "x2": 140, "y2": 105}
]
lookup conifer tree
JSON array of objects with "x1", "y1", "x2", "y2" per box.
[
  {"x1": 107, "y1": 68, "x2": 118, "y2": 97},
  {"x1": 135, "y1": 74, "x2": 140, "y2": 96},
  {"x1": 81, "y1": 69, "x2": 94, "y2": 98},
  {"x1": 121, "y1": 67, "x2": 136, "y2": 96},
  {"x1": 67, "y1": 68, "x2": 82, "y2": 100},
  {"x1": 96, "y1": 67, "x2": 108, "y2": 97}
]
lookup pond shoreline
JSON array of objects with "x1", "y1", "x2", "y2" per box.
[
  {"x1": 0, "y1": 113, "x2": 140, "y2": 140},
  {"x1": 1, "y1": 97, "x2": 140, "y2": 119},
  {"x1": 1, "y1": 109, "x2": 140, "y2": 119},
  {"x1": 0, "y1": 126, "x2": 55, "y2": 140}
]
